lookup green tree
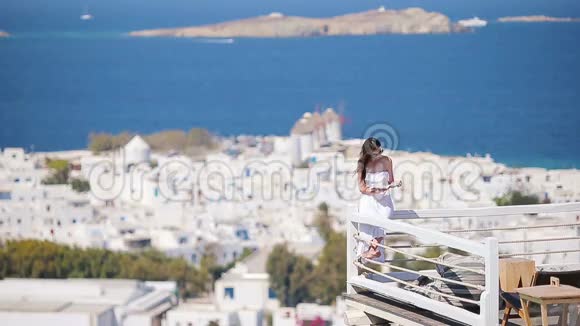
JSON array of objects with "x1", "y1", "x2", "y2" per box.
[
  {"x1": 267, "y1": 244, "x2": 295, "y2": 306},
  {"x1": 88, "y1": 132, "x2": 133, "y2": 153},
  {"x1": 112, "y1": 132, "x2": 133, "y2": 148},
  {"x1": 71, "y1": 178, "x2": 90, "y2": 193},
  {"x1": 313, "y1": 202, "x2": 332, "y2": 241},
  {"x1": 199, "y1": 253, "x2": 218, "y2": 293},
  {"x1": 266, "y1": 244, "x2": 315, "y2": 307},
  {"x1": 88, "y1": 129, "x2": 216, "y2": 154},
  {"x1": 204, "y1": 248, "x2": 254, "y2": 285},
  {"x1": 0, "y1": 240, "x2": 208, "y2": 298},
  {"x1": 266, "y1": 231, "x2": 350, "y2": 306},
  {"x1": 494, "y1": 191, "x2": 540, "y2": 206},
  {"x1": 187, "y1": 128, "x2": 216, "y2": 148},
  {"x1": 146, "y1": 130, "x2": 189, "y2": 151},
  {"x1": 288, "y1": 256, "x2": 315, "y2": 306},
  {"x1": 88, "y1": 133, "x2": 114, "y2": 153},
  {"x1": 310, "y1": 231, "x2": 346, "y2": 304},
  {"x1": 42, "y1": 159, "x2": 70, "y2": 184}
]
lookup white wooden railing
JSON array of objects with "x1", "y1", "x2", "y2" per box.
[{"x1": 346, "y1": 202, "x2": 580, "y2": 326}]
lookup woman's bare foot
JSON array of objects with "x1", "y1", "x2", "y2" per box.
[{"x1": 361, "y1": 248, "x2": 381, "y2": 259}]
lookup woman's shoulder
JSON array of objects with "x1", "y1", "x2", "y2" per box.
[{"x1": 379, "y1": 155, "x2": 392, "y2": 164}]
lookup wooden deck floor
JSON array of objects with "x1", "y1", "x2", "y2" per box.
[
  {"x1": 343, "y1": 291, "x2": 571, "y2": 326},
  {"x1": 344, "y1": 291, "x2": 469, "y2": 326}
]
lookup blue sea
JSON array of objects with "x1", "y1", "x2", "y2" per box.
[{"x1": 1, "y1": 0, "x2": 579, "y2": 168}]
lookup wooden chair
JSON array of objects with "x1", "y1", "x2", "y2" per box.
[{"x1": 501, "y1": 270, "x2": 580, "y2": 326}]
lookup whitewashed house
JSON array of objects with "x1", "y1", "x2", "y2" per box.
[
  {"x1": 124, "y1": 136, "x2": 151, "y2": 169},
  {"x1": 0, "y1": 278, "x2": 177, "y2": 326},
  {"x1": 166, "y1": 299, "x2": 236, "y2": 326}
]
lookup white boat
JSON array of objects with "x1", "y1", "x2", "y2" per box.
[
  {"x1": 268, "y1": 12, "x2": 284, "y2": 18},
  {"x1": 457, "y1": 16, "x2": 487, "y2": 27},
  {"x1": 201, "y1": 38, "x2": 235, "y2": 44},
  {"x1": 80, "y1": 6, "x2": 93, "y2": 20}
]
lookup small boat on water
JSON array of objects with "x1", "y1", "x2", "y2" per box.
[
  {"x1": 201, "y1": 38, "x2": 235, "y2": 44},
  {"x1": 80, "y1": 6, "x2": 93, "y2": 20},
  {"x1": 458, "y1": 16, "x2": 487, "y2": 27}
]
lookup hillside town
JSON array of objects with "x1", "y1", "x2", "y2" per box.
[{"x1": 1, "y1": 109, "x2": 579, "y2": 326}]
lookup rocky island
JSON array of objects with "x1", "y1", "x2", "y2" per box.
[
  {"x1": 498, "y1": 15, "x2": 580, "y2": 23},
  {"x1": 0, "y1": 31, "x2": 9, "y2": 37},
  {"x1": 130, "y1": 7, "x2": 462, "y2": 38}
]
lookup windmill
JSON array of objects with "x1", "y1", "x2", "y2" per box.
[{"x1": 337, "y1": 100, "x2": 350, "y2": 126}]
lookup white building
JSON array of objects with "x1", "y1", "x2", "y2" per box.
[
  {"x1": 2, "y1": 130, "x2": 580, "y2": 325},
  {"x1": 0, "y1": 278, "x2": 177, "y2": 326},
  {"x1": 273, "y1": 307, "x2": 297, "y2": 326},
  {"x1": 165, "y1": 244, "x2": 333, "y2": 326},
  {"x1": 166, "y1": 299, "x2": 236, "y2": 326},
  {"x1": 0, "y1": 183, "x2": 94, "y2": 245},
  {"x1": 165, "y1": 246, "x2": 320, "y2": 326},
  {"x1": 214, "y1": 249, "x2": 280, "y2": 314},
  {"x1": 290, "y1": 109, "x2": 342, "y2": 167},
  {"x1": 124, "y1": 136, "x2": 151, "y2": 169}
]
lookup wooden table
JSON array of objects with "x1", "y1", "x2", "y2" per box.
[{"x1": 515, "y1": 285, "x2": 580, "y2": 325}]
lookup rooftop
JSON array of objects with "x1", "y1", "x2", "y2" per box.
[
  {"x1": 0, "y1": 300, "x2": 113, "y2": 314},
  {"x1": 0, "y1": 278, "x2": 148, "y2": 305},
  {"x1": 125, "y1": 135, "x2": 150, "y2": 151}
]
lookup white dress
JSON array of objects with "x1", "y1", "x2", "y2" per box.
[{"x1": 356, "y1": 171, "x2": 395, "y2": 263}]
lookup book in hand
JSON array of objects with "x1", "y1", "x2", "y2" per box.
[{"x1": 371, "y1": 180, "x2": 403, "y2": 194}]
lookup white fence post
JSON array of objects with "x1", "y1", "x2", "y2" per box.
[
  {"x1": 347, "y1": 218, "x2": 357, "y2": 294},
  {"x1": 483, "y1": 237, "x2": 499, "y2": 326}
]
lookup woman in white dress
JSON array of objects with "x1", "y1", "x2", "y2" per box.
[{"x1": 356, "y1": 137, "x2": 401, "y2": 262}]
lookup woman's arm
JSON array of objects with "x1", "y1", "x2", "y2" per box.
[
  {"x1": 386, "y1": 156, "x2": 395, "y2": 184},
  {"x1": 384, "y1": 157, "x2": 403, "y2": 190},
  {"x1": 358, "y1": 169, "x2": 378, "y2": 195}
]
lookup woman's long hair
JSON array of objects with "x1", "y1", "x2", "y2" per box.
[{"x1": 356, "y1": 137, "x2": 382, "y2": 181}]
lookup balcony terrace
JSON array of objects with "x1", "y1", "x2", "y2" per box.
[{"x1": 345, "y1": 202, "x2": 580, "y2": 325}]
